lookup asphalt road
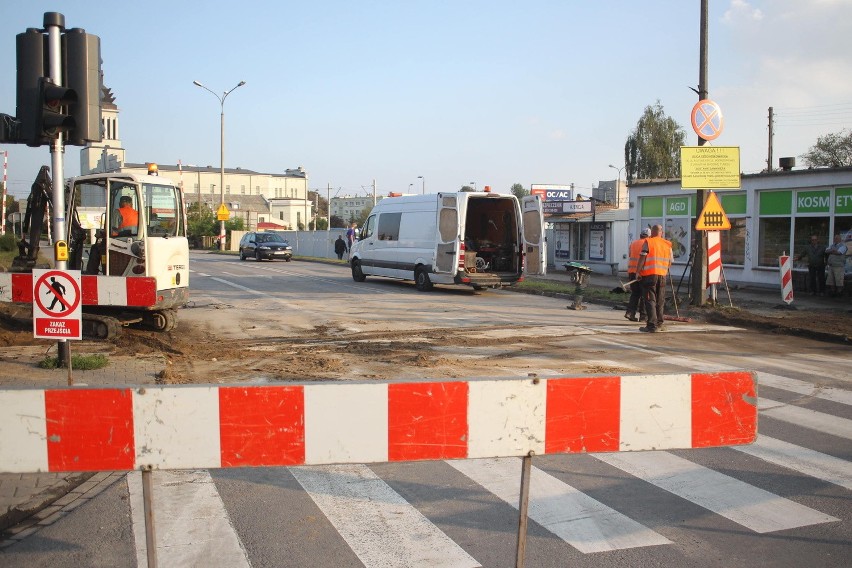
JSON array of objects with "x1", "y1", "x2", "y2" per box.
[{"x1": 2, "y1": 253, "x2": 850, "y2": 567}]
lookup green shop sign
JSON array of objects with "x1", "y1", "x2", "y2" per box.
[
  {"x1": 666, "y1": 196, "x2": 691, "y2": 216},
  {"x1": 836, "y1": 187, "x2": 852, "y2": 214},
  {"x1": 796, "y1": 190, "x2": 830, "y2": 213}
]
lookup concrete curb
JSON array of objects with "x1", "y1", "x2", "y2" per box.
[{"x1": 0, "y1": 472, "x2": 94, "y2": 534}]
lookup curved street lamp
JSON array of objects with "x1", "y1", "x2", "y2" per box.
[
  {"x1": 417, "y1": 175, "x2": 424, "y2": 194},
  {"x1": 608, "y1": 164, "x2": 624, "y2": 205},
  {"x1": 193, "y1": 79, "x2": 247, "y2": 250}
]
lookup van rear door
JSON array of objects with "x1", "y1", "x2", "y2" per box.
[
  {"x1": 434, "y1": 193, "x2": 458, "y2": 273},
  {"x1": 521, "y1": 195, "x2": 546, "y2": 275}
]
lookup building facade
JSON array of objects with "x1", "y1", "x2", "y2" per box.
[{"x1": 628, "y1": 167, "x2": 852, "y2": 289}]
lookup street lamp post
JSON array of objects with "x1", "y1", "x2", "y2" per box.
[
  {"x1": 409, "y1": 183, "x2": 413, "y2": 193},
  {"x1": 470, "y1": 181, "x2": 476, "y2": 191},
  {"x1": 417, "y1": 175, "x2": 424, "y2": 194},
  {"x1": 608, "y1": 164, "x2": 624, "y2": 206},
  {"x1": 193, "y1": 79, "x2": 247, "y2": 251}
]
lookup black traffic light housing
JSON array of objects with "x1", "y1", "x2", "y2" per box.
[
  {"x1": 36, "y1": 77, "x2": 77, "y2": 142},
  {"x1": 14, "y1": 19, "x2": 101, "y2": 147}
]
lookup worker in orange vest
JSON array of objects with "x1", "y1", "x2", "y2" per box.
[
  {"x1": 635, "y1": 224, "x2": 673, "y2": 333},
  {"x1": 112, "y1": 196, "x2": 139, "y2": 236},
  {"x1": 624, "y1": 227, "x2": 650, "y2": 322}
]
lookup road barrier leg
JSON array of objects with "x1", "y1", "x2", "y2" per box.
[
  {"x1": 141, "y1": 467, "x2": 158, "y2": 568},
  {"x1": 515, "y1": 451, "x2": 534, "y2": 568}
]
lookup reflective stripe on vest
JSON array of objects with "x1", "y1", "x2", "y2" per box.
[
  {"x1": 628, "y1": 239, "x2": 645, "y2": 274},
  {"x1": 639, "y1": 237, "x2": 673, "y2": 277}
]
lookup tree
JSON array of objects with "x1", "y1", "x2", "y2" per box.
[
  {"x1": 330, "y1": 214, "x2": 345, "y2": 228},
  {"x1": 801, "y1": 129, "x2": 852, "y2": 168},
  {"x1": 186, "y1": 202, "x2": 216, "y2": 240},
  {"x1": 510, "y1": 183, "x2": 528, "y2": 199},
  {"x1": 624, "y1": 100, "x2": 686, "y2": 182},
  {"x1": 460, "y1": 185, "x2": 474, "y2": 192}
]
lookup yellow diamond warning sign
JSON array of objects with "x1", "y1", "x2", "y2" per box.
[
  {"x1": 216, "y1": 204, "x2": 230, "y2": 221},
  {"x1": 695, "y1": 191, "x2": 731, "y2": 230}
]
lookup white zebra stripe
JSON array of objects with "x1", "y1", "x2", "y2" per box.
[
  {"x1": 447, "y1": 457, "x2": 670, "y2": 553},
  {"x1": 734, "y1": 435, "x2": 852, "y2": 491},
  {"x1": 290, "y1": 464, "x2": 479, "y2": 568},
  {"x1": 595, "y1": 451, "x2": 838, "y2": 533}
]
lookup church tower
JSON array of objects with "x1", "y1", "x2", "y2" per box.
[{"x1": 80, "y1": 83, "x2": 126, "y2": 174}]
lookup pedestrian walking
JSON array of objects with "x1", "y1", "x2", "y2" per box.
[
  {"x1": 825, "y1": 233, "x2": 848, "y2": 297},
  {"x1": 334, "y1": 235, "x2": 347, "y2": 260},
  {"x1": 346, "y1": 222, "x2": 357, "y2": 252}
]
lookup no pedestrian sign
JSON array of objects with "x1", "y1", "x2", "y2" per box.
[{"x1": 32, "y1": 269, "x2": 82, "y2": 340}]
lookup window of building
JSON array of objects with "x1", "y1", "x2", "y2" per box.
[
  {"x1": 193, "y1": 183, "x2": 199, "y2": 191},
  {"x1": 280, "y1": 211, "x2": 284, "y2": 220},
  {"x1": 720, "y1": 193, "x2": 747, "y2": 266},
  {"x1": 241, "y1": 185, "x2": 246, "y2": 195},
  {"x1": 226, "y1": 185, "x2": 230, "y2": 193},
  {"x1": 757, "y1": 191, "x2": 792, "y2": 267},
  {"x1": 210, "y1": 184, "x2": 215, "y2": 193},
  {"x1": 255, "y1": 185, "x2": 260, "y2": 194}
]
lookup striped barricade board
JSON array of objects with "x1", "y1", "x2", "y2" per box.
[
  {"x1": 0, "y1": 372, "x2": 757, "y2": 473},
  {"x1": 0, "y1": 273, "x2": 158, "y2": 307}
]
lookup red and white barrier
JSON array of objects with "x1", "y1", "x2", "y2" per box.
[
  {"x1": 0, "y1": 372, "x2": 757, "y2": 473},
  {"x1": 0, "y1": 273, "x2": 157, "y2": 307},
  {"x1": 707, "y1": 231, "x2": 722, "y2": 285},
  {"x1": 779, "y1": 254, "x2": 794, "y2": 304}
]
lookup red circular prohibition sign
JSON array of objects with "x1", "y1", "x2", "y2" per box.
[
  {"x1": 34, "y1": 271, "x2": 81, "y2": 318},
  {"x1": 691, "y1": 99, "x2": 724, "y2": 141}
]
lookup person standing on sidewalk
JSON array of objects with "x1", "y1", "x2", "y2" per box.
[
  {"x1": 636, "y1": 224, "x2": 672, "y2": 333},
  {"x1": 797, "y1": 234, "x2": 826, "y2": 296},
  {"x1": 825, "y1": 233, "x2": 848, "y2": 297},
  {"x1": 624, "y1": 227, "x2": 650, "y2": 322}
]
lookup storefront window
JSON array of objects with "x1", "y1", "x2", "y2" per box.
[
  {"x1": 792, "y1": 217, "x2": 830, "y2": 269},
  {"x1": 721, "y1": 218, "x2": 746, "y2": 265},
  {"x1": 835, "y1": 216, "x2": 852, "y2": 274},
  {"x1": 759, "y1": 217, "x2": 791, "y2": 266}
]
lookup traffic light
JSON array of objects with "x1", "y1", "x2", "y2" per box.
[
  {"x1": 35, "y1": 76, "x2": 76, "y2": 143},
  {"x1": 63, "y1": 28, "x2": 102, "y2": 146},
  {"x1": 16, "y1": 28, "x2": 45, "y2": 145}
]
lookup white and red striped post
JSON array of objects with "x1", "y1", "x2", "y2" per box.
[
  {"x1": 706, "y1": 230, "x2": 722, "y2": 303},
  {"x1": 1, "y1": 150, "x2": 7, "y2": 236},
  {"x1": 779, "y1": 252, "x2": 794, "y2": 304}
]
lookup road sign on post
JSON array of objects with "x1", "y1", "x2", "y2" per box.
[
  {"x1": 217, "y1": 204, "x2": 230, "y2": 221},
  {"x1": 32, "y1": 269, "x2": 82, "y2": 340},
  {"x1": 695, "y1": 191, "x2": 731, "y2": 230}
]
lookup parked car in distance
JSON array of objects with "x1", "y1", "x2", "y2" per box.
[{"x1": 239, "y1": 232, "x2": 293, "y2": 261}]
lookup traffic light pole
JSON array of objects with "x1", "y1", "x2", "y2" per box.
[{"x1": 45, "y1": 13, "x2": 70, "y2": 368}]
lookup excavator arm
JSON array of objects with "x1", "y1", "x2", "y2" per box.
[{"x1": 11, "y1": 166, "x2": 52, "y2": 271}]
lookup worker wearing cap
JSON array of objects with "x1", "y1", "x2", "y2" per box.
[
  {"x1": 112, "y1": 196, "x2": 139, "y2": 236},
  {"x1": 636, "y1": 224, "x2": 673, "y2": 333},
  {"x1": 624, "y1": 227, "x2": 650, "y2": 322}
]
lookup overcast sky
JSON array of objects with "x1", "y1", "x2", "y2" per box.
[{"x1": 1, "y1": 0, "x2": 851, "y2": 199}]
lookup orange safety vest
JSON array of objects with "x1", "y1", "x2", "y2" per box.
[
  {"x1": 627, "y1": 238, "x2": 645, "y2": 274},
  {"x1": 117, "y1": 205, "x2": 138, "y2": 230},
  {"x1": 639, "y1": 236, "x2": 673, "y2": 277}
]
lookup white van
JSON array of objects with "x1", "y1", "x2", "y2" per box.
[{"x1": 349, "y1": 190, "x2": 545, "y2": 291}]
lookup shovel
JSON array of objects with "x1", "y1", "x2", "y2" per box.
[{"x1": 619, "y1": 278, "x2": 640, "y2": 292}]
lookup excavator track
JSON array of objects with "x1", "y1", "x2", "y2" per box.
[{"x1": 82, "y1": 314, "x2": 121, "y2": 340}]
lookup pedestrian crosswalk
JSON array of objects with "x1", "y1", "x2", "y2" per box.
[{"x1": 110, "y1": 355, "x2": 852, "y2": 568}]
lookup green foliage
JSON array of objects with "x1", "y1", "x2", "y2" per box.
[
  {"x1": 801, "y1": 129, "x2": 852, "y2": 168},
  {"x1": 330, "y1": 215, "x2": 345, "y2": 228},
  {"x1": 460, "y1": 185, "x2": 475, "y2": 192},
  {"x1": 624, "y1": 100, "x2": 686, "y2": 182},
  {"x1": 313, "y1": 218, "x2": 329, "y2": 231},
  {"x1": 38, "y1": 354, "x2": 109, "y2": 370},
  {"x1": 0, "y1": 232, "x2": 17, "y2": 252},
  {"x1": 225, "y1": 217, "x2": 245, "y2": 232},
  {"x1": 186, "y1": 202, "x2": 216, "y2": 240},
  {"x1": 510, "y1": 183, "x2": 528, "y2": 199}
]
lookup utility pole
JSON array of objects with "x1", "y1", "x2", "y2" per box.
[
  {"x1": 327, "y1": 183, "x2": 331, "y2": 232},
  {"x1": 767, "y1": 106, "x2": 774, "y2": 172},
  {"x1": 691, "y1": 0, "x2": 709, "y2": 307},
  {"x1": 372, "y1": 179, "x2": 376, "y2": 206}
]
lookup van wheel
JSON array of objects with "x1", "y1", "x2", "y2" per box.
[
  {"x1": 352, "y1": 259, "x2": 367, "y2": 282},
  {"x1": 415, "y1": 267, "x2": 433, "y2": 291}
]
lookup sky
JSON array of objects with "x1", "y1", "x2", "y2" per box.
[{"x1": 1, "y1": 0, "x2": 851, "y2": 200}]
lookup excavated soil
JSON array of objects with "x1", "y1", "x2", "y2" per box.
[{"x1": 0, "y1": 294, "x2": 849, "y2": 386}]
